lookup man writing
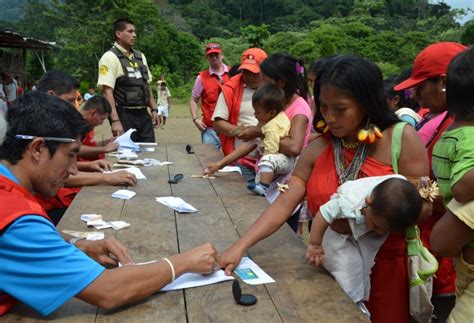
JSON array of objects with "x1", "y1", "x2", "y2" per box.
[
  {"x1": 0, "y1": 92, "x2": 219, "y2": 316},
  {"x1": 189, "y1": 43, "x2": 229, "y2": 150},
  {"x1": 98, "y1": 18, "x2": 159, "y2": 142}
]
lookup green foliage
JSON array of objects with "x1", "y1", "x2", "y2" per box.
[
  {"x1": 241, "y1": 24, "x2": 270, "y2": 48},
  {"x1": 461, "y1": 21, "x2": 474, "y2": 45},
  {"x1": 377, "y1": 62, "x2": 400, "y2": 78}
]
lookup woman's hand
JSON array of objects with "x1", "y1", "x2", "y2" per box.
[
  {"x1": 219, "y1": 244, "x2": 246, "y2": 276},
  {"x1": 179, "y1": 243, "x2": 219, "y2": 274},
  {"x1": 204, "y1": 162, "x2": 222, "y2": 176}
]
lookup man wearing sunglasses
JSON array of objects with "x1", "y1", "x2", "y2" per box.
[{"x1": 189, "y1": 43, "x2": 229, "y2": 150}]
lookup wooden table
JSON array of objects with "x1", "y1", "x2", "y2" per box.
[{"x1": 5, "y1": 144, "x2": 368, "y2": 322}]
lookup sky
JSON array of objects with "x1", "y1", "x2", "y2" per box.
[{"x1": 443, "y1": 0, "x2": 474, "y2": 23}]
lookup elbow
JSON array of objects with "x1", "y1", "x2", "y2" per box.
[
  {"x1": 96, "y1": 289, "x2": 129, "y2": 310},
  {"x1": 286, "y1": 145, "x2": 303, "y2": 157}
]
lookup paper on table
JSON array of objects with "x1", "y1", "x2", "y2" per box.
[
  {"x1": 114, "y1": 129, "x2": 140, "y2": 151},
  {"x1": 144, "y1": 147, "x2": 155, "y2": 152},
  {"x1": 235, "y1": 257, "x2": 275, "y2": 285},
  {"x1": 136, "y1": 142, "x2": 158, "y2": 146},
  {"x1": 112, "y1": 189, "x2": 136, "y2": 200},
  {"x1": 162, "y1": 270, "x2": 234, "y2": 291},
  {"x1": 111, "y1": 167, "x2": 146, "y2": 180},
  {"x1": 218, "y1": 166, "x2": 242, "y2": 175},
  {"x1": 109, "y1": 221, "x2": 130, "y2": 230},
  {"x1": 143, "y1": 159, "x2": 173, "y2": 167},
  {"x1": 62, "y1": 230, "x2": 105, "y2": 241},
  {"x1": 155, "y1": 196, "x2": 198, "y2": 213},
  {"x1": 80, "y1": 214, "x2": 102, "y2": 222}
]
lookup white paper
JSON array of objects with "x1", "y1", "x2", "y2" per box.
[
  {"x1": 116, "y1": 149, "x2": 139, "y2": 160},
  {"x1": 144, "y1": 147, "x2": 155, "y2": 152},
  {"x1": 143, "y1": 158, "x2": 172, "y2": 167},
  {"x1": 155, "y1": 196, "x2": 198, "y2": 213},
  {"x1": 114, "y1": 129, "x2": 140, "y2": 151},
  {"x1": 162, "y1": 270, "x2": 234, "y2": 291},
  {"x1": 112, "y1": 189, "x2": 136, "y2": 200},
  {"x1": 109, "y1": 221, "x2": 130, "y2": 230},
  {"x1": 80, "y1": 214, "x2": 102, "y2": 222},
  {"x1": 235, "y1": 257, "x2": 275, "y2": 285},
  {"x1": 114, "y1": 167, "x2": 146, "y2": 180},
  {"x1": 218, "y1": 166, "x2": 242, "y2": 175},
  {"x1": 62, "y1": 230, "x2": 105, "y2": 241},
  {"x1": 137, "y1": 142, "x2": 158, "y2": 146}
]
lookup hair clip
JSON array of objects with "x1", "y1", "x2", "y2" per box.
[
  {"x1": 295, "y1": 61, "x2": 304, "y2": 75},
  {"x1": 15, "y1": 134, "x2": 76, "y2": 143}
]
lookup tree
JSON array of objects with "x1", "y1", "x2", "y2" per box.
[{"x1": 241, "y1": 24, "x2": 270, "y2": 47}]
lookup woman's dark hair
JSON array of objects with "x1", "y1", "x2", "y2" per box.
[
  {"x1": 371, "y1": 178, "x2": 422, "y2": 231},
  {"x1": 0, "y1": 92, "x2": 90, "y2": 164},
  {"x1": 252, "y1": 83, "x2": 285, "y2": 114},
  {"x1": 260, "y1": 53, "x2": 308, "y2": 104},
  {"x1": 384, "y1": 75, "x2": 405, "y2": 109},
  {"x1": 396, "y1": 67, "x2": 420, "y2": 111},
  {"x1": 308, "y1": 57, "x2": 330, "y2": 79},
  {"x1": 446, "y1": 46, "x2": 474, "y2": 121},
  {"x1": 313, "y1": 55, "x2": 399, "y2": 132}
]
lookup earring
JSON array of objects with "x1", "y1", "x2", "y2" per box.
[
  {"x1": 315, "y1": 119, "x2": 329, "y2": 133},
  {"x1": 357, "y1": 121, "x2": 382, "y2": 144},
  {"x1": 442, "y1": 88, "x2": 446, "y2": 92}
]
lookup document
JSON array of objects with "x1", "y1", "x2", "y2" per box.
[
  {"x1": 114, "y1": 129, "x2": 140, "y2": 152},
  {"x1": 112, "y1": 189, "x2": 136, "y2": 200},
  {"x1": 155, "y1": 196, "x2": 198, "y2": 213},
  {"x1": 235, "y1": 257, "x2": 275, "y2": 285},
  {"x1": 162, "y1": 270, "x2": 234, "y2": 291},
  {"x1": 218, "y1": 166, "x2": 242, "y2": 175}
]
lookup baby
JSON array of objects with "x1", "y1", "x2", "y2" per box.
[{"x1": 306, "y1": 174, "x2": 424, "y2": 303}]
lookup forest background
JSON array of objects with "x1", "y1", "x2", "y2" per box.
[{"x1": 1, "y1": 0, "x2": 474, "y2": 101}]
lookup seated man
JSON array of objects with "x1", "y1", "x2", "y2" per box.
[
  {"x1": 0, "y1": 92, "x2": 219, "y2": 316},
  {"x1": 77, "y1": 95, "x2": 118, "y2": 162}
]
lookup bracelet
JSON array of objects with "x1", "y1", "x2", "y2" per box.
[
  {"x1": 162, "y1": 257, "x2": 175, "y2": 282},
  {"x1": 110, "y1": 119, "x2": 120, "y2": 123},
  {"x1": 192, "y1": 117, "x2": 199, "y2": 121}
]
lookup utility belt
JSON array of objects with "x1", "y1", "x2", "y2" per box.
[{"x1": 119, "y1": 105, "x2": 147, "y2": 110}]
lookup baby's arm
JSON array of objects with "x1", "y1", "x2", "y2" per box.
[
  {"x1": 262, "y1": 130, "x2": 280, "y2": 155},
  {"x1": 305, "y1": 211, "x2": 329, "y2": 266},
  {"x1": 204, "y1": 141, "x2": 257, "y2": 175},
  {"x1": 451, "y1": 169, "x2": 474, "y2": 203}
]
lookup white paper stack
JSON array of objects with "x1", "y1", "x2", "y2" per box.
[
  {"x1": 112, "y1": 189, "x2": 136, "y2": 200},
  {"x1": 155, "y1": 197, "x2": 198, "y2": 213},
  {"x1": 114, "y1": 129, "x2": 140, "y2": 152},
  {"x1": 162, "y1": 270, "x2": 234, "y2": 291},
  {"x1": 62, "y1": 230, "x2": 105, "y2": 241},
  {"x1": 218, "y1": 166, "x2": 242, "y2": 175},
  {"x1": 80, "y1": 214, "x2": 130, "y2": 231}
]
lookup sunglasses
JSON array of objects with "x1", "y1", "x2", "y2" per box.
[
  {"x1": 15, "y1": 134, "x2": 76, "y2": 143},
  {"x1": 206, "y1": 44, "x2": 221, "y2": 50}
]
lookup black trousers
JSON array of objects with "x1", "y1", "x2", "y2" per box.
[{"x1": 117, "y1": 107, "x2": 155, "y2": 142}]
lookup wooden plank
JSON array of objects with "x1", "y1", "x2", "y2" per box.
[
  {"x1": 175, "y1": 196, "x2": 283, "y2": 322},
  {"x1": 94, "y1": 194, "x2": 186, "y2": 322}
]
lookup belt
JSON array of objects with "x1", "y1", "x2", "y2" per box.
[{"x1": 119, "y1": 106, "x2": 147, "y2": 110}]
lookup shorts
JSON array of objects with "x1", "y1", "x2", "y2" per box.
[
  {"x1": 258, "y1": 153, "x2": 294, "y2": 175},
  {"x1": 447, "y1": 199, "x2": 474, "y2": 230},
  {"x1": 447, "y1": 254, "x2": 474, "y2": 322},
  {"x1": 158, "y1": 104, "x2": 169, "y2": 117}
]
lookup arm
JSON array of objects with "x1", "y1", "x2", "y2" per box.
[
  {"x1": 147, "y1": 83, "x2": 160, "y2": 127},
  {"x1": 219, "y1": 139, "x2": 325, "y2": 275},
  {"x1": 76, "y1": 243, "x2": 218, "y2": 310},
  {"x1": 102, "y1": 85, "x2": 123, "y2": 136},
  {"x1": 451, "y1": 169, "x2": 474, "y2": 203},
  {"x1": 189, "y1": 97, "x2": 206, "y2": 131},
  {"x1": 205, "y1": 141, "x2": 258, "y2": 175},
  {"x1": 430, "y1": 210, "x2": 474, "y2": 257},
  {"x1": 78, "y1": 142, "x2": 118, "y2": 159},
  {"x1": 279, "y1": 115, "x2": 308, "y2": 157},
  {"x1": 305, "y1": 211, "x2": 329, "y2": 266},
  {"x1": 64, "y1": 171, "x2": 137, "y2": 187},
  {"x1": 77, "y1": 160, "x2": 112, "y2": 172}
]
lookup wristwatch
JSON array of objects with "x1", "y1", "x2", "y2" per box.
[
  {"x1": 68, "y1": 237, "x2": 86, "y2": 245},
  {"x1": 152, "y1": 108, "x2": 159, "y2": 113}
]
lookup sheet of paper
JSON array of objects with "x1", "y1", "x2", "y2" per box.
[
  {"x1": 144, "y1": 147, "x2": 155, "y2": 152},
  {"x1": 235, "y1": 257, "x2": 275, "y2": 285},
  {"x1": 109, "y1": 221, "x2": 130, "y2": 230},
  {"x1": 114, "y1": 129, "x2": 140, "y2": 151},
  {"x1": 155, "y1": 196, "x2": 198, "y2": 213},
  {"x1": 80, "y1": 214, "x2": 102, "y2": 222},
  {"x1": 218, "y1": 166, "x2": 242, "y2": 175},
  {"x1": 111, "y1": 167, "x2": 146, "y2": 180},
  {"x1": 112, "y1": 189, "x2": 136, "y2": 200},
  {"x1": 62, "y1": 230, "x2": 105, "y2": 240},
  {"x1": 137, "y1": 142, "x2": 158, "y2": 146},
  {"x1": 162, "y1": 270, "x2": 234, "y2": 291}
]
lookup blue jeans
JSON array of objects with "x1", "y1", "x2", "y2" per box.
[
  {"x1": 236, "y1": 162, "x2": 256, "y2": 186},
  {"x1": 201, "y1": 128, "x2": 221, "y2": 150}
]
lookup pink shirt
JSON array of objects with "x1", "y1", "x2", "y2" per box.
[
  {"x1": 284, "y1": 96, "x2": 313, "y2": 149},
  {"x1": 191, "y1": 65, "x2": 229, "y2": 99},
  {"x1": 417, "y1": 111, "x2": 448, "y2": 145}
]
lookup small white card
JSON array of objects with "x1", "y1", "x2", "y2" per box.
[
  {"x1": 155, "y1": 196, "x2": 198, "y2": 213},
  {"x1": 235, "y1": 257, "x2": 275, "y2": 285},
  {"x1": 80, "y1": 214, "x2": 102, "y2": 222},
  {"x1": 112, "y1": 189, "x2": 136, "y2": 200},
  {"x1": 109, "y1": 221, "x2": 130, "y2": 230}
]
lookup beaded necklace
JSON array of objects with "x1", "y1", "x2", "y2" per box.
[{"x1": 332, "y1": 136, "x2": 369, "y2": 184}]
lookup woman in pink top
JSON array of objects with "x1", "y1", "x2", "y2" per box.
[{"x1": 259, "y1": 53, "x2": 313, "y2": 231}]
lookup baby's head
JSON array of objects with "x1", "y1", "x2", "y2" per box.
[
  {"x1": 363, "y1": 178, "x2": 422, "y2": 235},
  {"x1": 252, "y1": 83, "x2": 285, "y2": 124}
]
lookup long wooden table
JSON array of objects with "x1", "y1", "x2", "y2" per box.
[{"x1": 4, "y1": 144, "x2": 368, "y2": 322}]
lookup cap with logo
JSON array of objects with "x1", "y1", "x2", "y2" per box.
[
  {"x1": 238, "y1": 48, "x2": 268, "y2": 74},
  {"x1": 205, "y1": 43, "x2": 222, "y2": 55}
]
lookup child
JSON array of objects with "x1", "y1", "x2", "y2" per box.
[
  {"x1": 306, "y1": 175, "x2": 424, "y2": 303},
  {"x1": 156, "y1": 81, "x2": 171, "y2": 129},
  {"x1": 430, "y1": 46, "x2": 474, "y2": 323},
  {"x1": 384, "y1": 75, "x2": 421, "y2": 127},
  {"x1": 205, "y1": 83, "x2": 294, "y2": 196}
]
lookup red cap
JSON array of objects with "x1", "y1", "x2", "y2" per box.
[
  {"x1": 205, "y1": 43, "x2": 222, "y2": 55},
  {"x1": 394, "y1": 42, "x2": 467, "y2": 91},
  {"x1": 238, "y1": 48, "x2": 268, "y2": 74}
]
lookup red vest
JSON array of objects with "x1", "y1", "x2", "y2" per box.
[
  {"x1": 77, "y1": 130, "x2": 105, "y2": 162},
  {"x1": 199, "y1": 70, "x2": 229, "y2": 128},
  {"x1": 0, "y1": 174, "x2": 52, "y2": 316}
]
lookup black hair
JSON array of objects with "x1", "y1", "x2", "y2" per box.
[
  {"x1": 446, "y1": 46, "x2": 474, "y2": 121},
  {"x1": 0, "y1": 92, "x2": 90, "y2": 164},
  {"x1": 82, "y1": 95, "x2": 112, "y2": 114},
  {"x1": 371, "y1": 178, "x2": 422, "y2": 231},
  {"x1": 314, "y1": 55, "x2": 399, "y2": 133},
  {"x1": 308, "y1": 57, "x2": 330, "y2": 78},
  {"x1": 114, "y1": 18, "x2": 134, "y2": 38},
  {"x1": 252, "y1": 83, "x2": 285, "y2": 114},
  {"x1": 260, "y1": 53, "x2": 308, "y2": 104},
  {"x1": 36, "y1": 71, "x2": 79, "y2": 96},
  {"x1": 384, "y1": 75, "x2": 408, "y2": 109}
]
